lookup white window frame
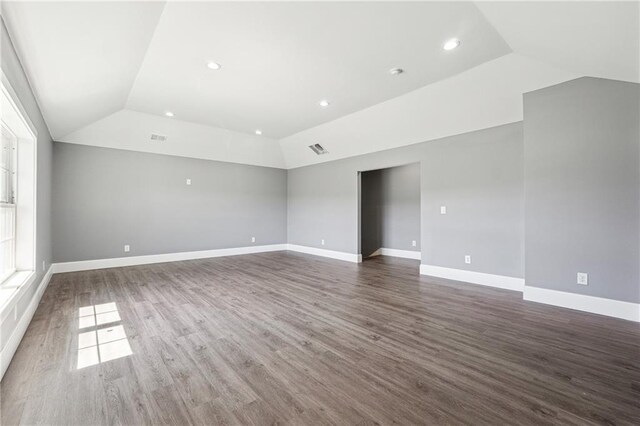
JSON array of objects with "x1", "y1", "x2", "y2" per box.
[
  {"x1": 0, "y1": 72, "x2": 38, "y2": 310},
  {"x1": 1, "y1": 124, "x2": 18, "y2": 283}
]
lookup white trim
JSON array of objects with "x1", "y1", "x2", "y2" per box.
[
  {"x1": 52, "y1": 244, "x2": 363, "y2": 273},
  {"x1": 286, "y1": 244, "x2": 362, "y2": 263},
  {"x1": 420, "y1": 264, "x2": 524, "y2": 292},
  {"x1": 1, "y1": 74, "x2": 38, "y2": 282},
  {"x1": 523, "y1": 286, "x2": 640, "y2": 323},
  {"x1": 52, "y1": 244, "x2": 288, "y2": 273},
  {"x1": 0, "y1": 265, "x2": 52, "y2": 381},
  {"x1": 0, "y1": 71, "x2": 39, "y2": 139},
  {"x1": 379, "y1": 248, "x2": 421, "y2": 260},
  {"x1": 0, "y1": 270, "x2": 34, "y2": 322}
]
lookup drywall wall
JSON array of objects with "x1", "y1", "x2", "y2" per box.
[
  {"x1": 52, "y1": 143, "x2": 287, "y2": 262},
  {"x1": 360, "y1": 163, "x2": 421, "y2": 257},
  {"x1": 288, "y1": 122, "x2": 524, "y2": 278},
  {"x1": 524, "y1": 77, "x2": 640, "y2": 303},
  {"x1": 422, "y1": 127, "x2": 524, "y2": 278},
  {"x1": 0, "y1": 18, "x2": 53, "y2": 356},
  {"x1": 380, "y1": 163, "x2": 421, "y2": 252}
]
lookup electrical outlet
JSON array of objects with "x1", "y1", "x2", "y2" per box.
[
  {"x1": 412, "y1": 240, "x2": 416, "y2": 247},
  {"x1": 124, "y1": 245, "x2": 130, "y2": 253},
  {"x1": 321, "y1": 239, "x2": 325, "y2": 246},
  {"x1": 251, "y1": 237, "x2": 256, "y2": 243},
  {"x1": 440, "y1": 206, "x2": 447, "y2": 215},
  {"x1": 577, "y1": 272, "x2": 588, "y2": 286},
  {"x1": 464, "y1": 255, "x2": 471, "y2": 264},
  {"x1": 186, "y1": 178, "x2": 191, "y2": 185}
]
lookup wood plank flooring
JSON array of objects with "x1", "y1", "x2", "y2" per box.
[{"x1": 1, "y1": 252, "x2": 639, "y2": 425}]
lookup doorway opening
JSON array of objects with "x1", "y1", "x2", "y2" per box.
[{"x1": 358, "y1": 163, "x2": 421, "y2": 262}]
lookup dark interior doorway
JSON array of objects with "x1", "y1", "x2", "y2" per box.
[{"x1": 359, "y1": 163, "x2": 421, "y2": 259}]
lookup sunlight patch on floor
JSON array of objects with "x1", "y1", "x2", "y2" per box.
[{"x1": 76, "y1": 303, "x2": 132, "y2": 369}]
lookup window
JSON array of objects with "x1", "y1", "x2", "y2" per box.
[
  {"x1": 0, "y1": 75, "x2": 37, "y2": 299},
  {"x1": 1, "y1": 125, "x2": 17, "y2": 283}
]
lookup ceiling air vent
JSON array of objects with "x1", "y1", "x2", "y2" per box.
[
  {"x1": 309, "y1": 143, "x2": 328, "y2": 155},
  {"x1": 150, "y1": 134, "x2": 167, "y2": 142}
]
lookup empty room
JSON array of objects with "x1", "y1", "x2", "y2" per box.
[{"x1": 0, "y1": 1, "x2": 639, "y2": 425}]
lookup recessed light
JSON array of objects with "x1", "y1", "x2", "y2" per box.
[
  {"x1": 443, "y1": 38, "x2": 461, "y2": 51},
  {"x1": 390, "y1": 68, "x2": 404, "y2": 76},
  {"x1": 319, "y1": 100, "x2": 330, "y2": 108},
  {"x1": 255, "y1": 129, "x2": 262, "y2": 135},
  {"x1": 165, "y1": 111, "x2": 174, "y2": 117},
  {"x1": 206, "y1": 61, "x2": 221, "y2": 70}
]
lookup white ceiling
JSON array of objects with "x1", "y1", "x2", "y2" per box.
[
  {"x1": 476, "y1": 1, "x2": 640, "y2": 84},
  {"x1": 280, "y1": 52, "x2": 579, "y2": 168},
  {"x1": 2, "y1": 1, "x2": 638, "y2": 169},
  {"x1": 126, "y1": 1, "x2": 509, "y2": 138},
  {"x1": 62, "y1": 109, "x2": 285, "y2": 168},
  {"x1": 1, "y1": 1, "x2": 166, "y2": 139}
]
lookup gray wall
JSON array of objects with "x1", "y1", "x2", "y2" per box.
[
  {"x1": 288, "y1": 122, "x2": 524, "y2": 278},
  {"x1": 52, "y1": 143, "x2": 287, "y2": 262},
  {"x1": 1, "y1": 18, "x2": 53, "y2": 352},
  {"x1": 524, "y1": 77, "x2": 640, "y2": 303},
  {"x1": 361, "y1": 163, "x2": 421, "y2": 257},
  {"x1": 422, "y1": 127, "x2": 524, "y2": 278}
]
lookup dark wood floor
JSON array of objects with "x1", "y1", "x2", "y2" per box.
[{"x1": 2, "y1": 252, "x2": 639, "y2": 425}]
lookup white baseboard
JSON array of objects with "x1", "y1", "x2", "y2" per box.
[
  {"x1": 420, "y1": 264, "x2": 524, "y2": 292},
  {"x1": 286, "y1": 244, "x2": 362, "y2": 263},
  {"x1": 1, "y1": 266, "x2": 53, "y2": 381},
  {"x1": 49, "y1": 248, "x2": 639, "y2": 323},
  {"x1": 418, "y1": 265, "x2": 638, "y2": 322},
  {"x1": 524, "y1": 286, "x2": 640, "y2": 323},
  {"x1": 379, "y1": 248, "x2": 421, "y2": 260},
  {"x1": 51, "y1": 243, "x2": 364, "y2": 274},
  {"x1": 52, "y1": 244, "x2": 288, "y2": 273}
]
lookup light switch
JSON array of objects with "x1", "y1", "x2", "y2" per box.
[{"x1": 577, "y1": 272, "x2": 588, "y2": 286}]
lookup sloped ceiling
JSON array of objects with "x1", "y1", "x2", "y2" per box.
[
  {"x1": 63, "y1": 109, "x2": 285, "y2": 168},
  {"x1": 476, "y1": 1, "x2": 640, "y2": 84},
  {"x1": 126, "y1": 1, "x2": 509, "y2": 138},
  {"x1": 1, "y1": 1, "x2": 166, "y2": 139},
  {"x1": 280, "y1": 53, "x2": 579, "y2": 168},
  {"x1": 2, "y1": 1, "x2": 638, "y2": 169}
]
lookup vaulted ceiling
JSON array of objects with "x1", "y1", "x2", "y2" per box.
[{"x1": 2, "y1": 1, "x2": 638, "y2": 169}]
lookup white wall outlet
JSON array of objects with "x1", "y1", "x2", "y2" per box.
[
  {"x1": 412, "y1": 240, "x2": 417, "y2": 247},
  {"x1": 577, "y1": 272, "x2": 588, "y2": 286},
  {"x1": 186, "y1": 178, "x2": 191, "y2": 185},
  {"x1": 440, "y1": 206, "x2": 447, "y2": 215},
  {"x1": 251, "y1": 237, "x2": 256, "y2": 243},
  {"x1": 124, "y1": 245, "x2": 130, "y2": 253},
  {"x1": 321, "y1": 239, "x2": 325, "y2": 246},
  {"x1": 464, "y1": 255, "x2": 471, "y2": 264}
]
